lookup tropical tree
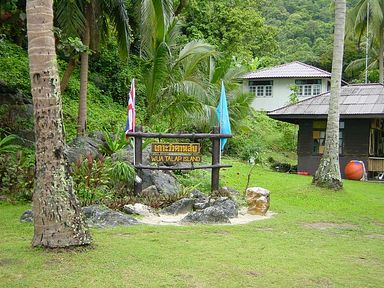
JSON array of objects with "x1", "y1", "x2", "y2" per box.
[
  {"x1": 186, "y1": 59, "x2": 256, "y2": 132},
  {"x1": 140, "y1": 0, "x2": 215, "y2": 126},
  {"x1": 313, "y1": 0, "x2": 346, "y2": 190},
  {"x1": 348, "y1": 0, "x2": 384, "y2": 83},
  {"x1": 140, "y1": 0, "x2": 256, "y2": 132},
  {"x1": 345, "y1": 42, "x2": 380, "y2": 81},
  {"x1": 26, "y1": 0, "x2": 91, "y2": 247},
  {"x1": 183, "y1": 0, "x2": 278, "y2": 65},
  {"x1": 55, "y1": 0, "x2": 130, "y2": 136}
]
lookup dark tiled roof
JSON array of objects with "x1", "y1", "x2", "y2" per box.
[
  {"x1": 242, "y1": 61, "x2": 331, "y2": 79},
  {"x1": 268, "y1": 84, "x2": 384, "y2": 121}
]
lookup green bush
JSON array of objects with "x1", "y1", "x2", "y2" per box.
[
  {"x1": 70, "y1": 154, "x2": 112, "y2": 206},
  {"x1": 70, "y1": 153, "x2": 136, "y2": 206},
  {"x1": 0, "y1": 142, "x2": 34, "y2": 201},
  {"x1": 100, "y1": 130, "x2": 128, "y2": 156},
  {"x1": 62, "y1": 78, "x2": 127, "y2": 141},
  {"x1": 0, "y1": 40, "x2": 30, "y2": 95},
  {"x1": 226, "y1": 111, "x2": 297, "y2": 163}
]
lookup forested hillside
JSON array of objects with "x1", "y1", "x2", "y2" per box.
[{"x1": 183, "y1": 0, "x2": 364, "y2": 81}]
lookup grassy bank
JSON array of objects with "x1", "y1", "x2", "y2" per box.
[{"x1": 1, "y1": 160, "x2": 384, "y2": 287}]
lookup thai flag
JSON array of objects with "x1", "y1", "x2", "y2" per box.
[{"x1": 125, "y1": 79, "x2": 135, "y2": 135}]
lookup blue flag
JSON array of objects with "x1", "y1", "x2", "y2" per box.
[{"x1": 216, "y1": 81, "x2": 231, "y2": 150}]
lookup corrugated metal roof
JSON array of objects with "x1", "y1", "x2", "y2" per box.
[
  {"x1": 268, "y1": 84, "x2": 384, "y2": 121},
  {"x1": 242, "y1": 61, "x2": 331, "y2": 79}
]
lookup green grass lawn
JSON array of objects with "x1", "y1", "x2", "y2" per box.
[{"x1": 1, "y1": 160, "x2": 384, "y2": 287}]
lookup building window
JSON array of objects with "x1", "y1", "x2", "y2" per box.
[
  {"x1": 369, "y1": 119, "x2": 384, "y2": 157},
  {"x1": 312, "y1": 120, "x2": 344, "y2": 155},
  {"x1": 295, "y1": 79, "x2": 322, "y2": 97},
  {"x1": 249, "y1": 80, "x2": 273, "y2": 98}
]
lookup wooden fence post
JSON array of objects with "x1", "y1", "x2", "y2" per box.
[
  {"x1": 211, "y1": 126, "x2": 220, "y2": 192},
  {"x1": 134, "y1": 126, "x2": 143, "y2": 195}
]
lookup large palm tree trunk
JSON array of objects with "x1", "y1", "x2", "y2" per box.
[
  {"x1": 77, "y1": 7, "x2": 91, "y2": 136},
  {"x1": 313, "y1": 0, "x2": 345, "y2": 190},
  {"x1": 26, "y1": 0, "x2": 91, "y2": 247}
]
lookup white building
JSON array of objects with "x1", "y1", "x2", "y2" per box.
[{"x1": 242, "y1": 61, "x2": 332, "y2": 111}]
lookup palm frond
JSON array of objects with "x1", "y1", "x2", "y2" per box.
[
  {"x1": 108, "y1": 0, "x2": 131, "y2": 58},
  {"x1": 175, "y1": 40, "x2": 216, "y2": 77},
  {"x1": 145, "y1": 41, "x2": 171, "y2": 110},
  {"x1": 55, "y1": 0, "x2": 85, "y2": 37},
  {"x1": 0, "y1": 134, "x2": 20, "y2": 154}
]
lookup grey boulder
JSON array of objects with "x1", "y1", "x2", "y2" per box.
[
  {"x1": 20, "y1": 210, "x2": 33, "y2": 223},
  {"x1": 212, "y1": 197, "x2": 238, "y2": 218},
  {"x1": 181, "y1": 207, "x2": 230, "y2": 224},
  {"x1": 82, "y1": 205, "x2": 139, "y2": 228},
  {"x1": 111, "y1": 147, "x2": 134, "y2": 164},
  {"x1": 141, "y1": 185, "x2": 159, "y2": 196},
  {"x1": 20, "y1": 205, "x2": 140, "y2": 228},
  {"x1": 65, "y1": 136, "x2": 101, "y2": 164},
  {"x1": 189, "y1": 189, "x2": 207, "y2": 199},
  {"x1": 123, "y1": 203, "x2": 156, "y2": 216},
  {"x1": 142, "y1": 170, "x2": 181, "y2": 195},
  {"x1": 161, "y1": 198, "x2": 195, "y2": 215}
]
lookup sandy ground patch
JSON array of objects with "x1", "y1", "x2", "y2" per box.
[
  {"x1": 139, "y1": 208, "x2": 276, "y2": 226},
  {"x1": 303, "y1": 222, "x2": 358, "y2": 230}
]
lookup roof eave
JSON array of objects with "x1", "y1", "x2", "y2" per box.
[{"x1": 268, "y1": 114, "x2": 384, "y2": 124}]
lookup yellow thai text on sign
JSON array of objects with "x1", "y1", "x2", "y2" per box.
[{"x1": 151, "y1": 143, "x2": 200, "y2": 154}]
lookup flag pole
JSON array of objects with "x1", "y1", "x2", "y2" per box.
[{"x1": 132, "y1": 78, "x2": 136, "y2": 166}]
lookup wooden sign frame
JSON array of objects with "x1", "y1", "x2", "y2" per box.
[{"x1": 125, "y1": 126, "x2": 232, "y2": 194}]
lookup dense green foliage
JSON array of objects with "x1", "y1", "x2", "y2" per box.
[
  {"x1": 0, "y1": 40, "x2": 30, "y2": 94},
  {"x1": 0, "y1": 134, "x2": 34, "y2": 201},
  {"x1": 70, "y1": 154, "x2": 136, "y2": 206},
  {"x1": 61, "y1": 72, "x2": 127, "y2": 140},
  {"x1": 227, "y1": 112, "x2": 297, "y2": 163},
  {"x1": 182, "y1": 0, "x2": 367, "y2": 81},
  {"x1": 184, "y1": 0, "x2": 277, "y2": 65}
]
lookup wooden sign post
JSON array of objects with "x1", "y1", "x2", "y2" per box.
[{"x1": 126, "y1": 126, "x2": 232, "y2": 194}]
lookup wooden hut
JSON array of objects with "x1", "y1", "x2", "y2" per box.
[{"x1": 268, "y1": 84, "x2": 384, "y2": 178}]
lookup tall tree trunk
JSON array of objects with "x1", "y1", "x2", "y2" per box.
[
  {"x1": 77, "y1": 7, "x2": 90, "y2": 136},
  {"x1": 26, "y1": 0, "x2": 91, "y2": 248},
  {"x1": 60, "y1": 57, "x2": 77, "y2": 93},
  {"x1": 379, "y1": 32, "x2": 384, "y2": 84},
  {"x1": 313, "y1": 0, "x2": 345, "y2": 190}
]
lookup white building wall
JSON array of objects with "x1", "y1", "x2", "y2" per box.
[{"x1": 243, "y1": 78, "x2": 330, "y2": 112}]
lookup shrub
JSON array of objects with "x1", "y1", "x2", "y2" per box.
[
  {"x1": 100, "y1": 130, "x2": 128, "y2": 156},
  {"x1": 226, "y1": 111, "x2": 297, "y2": 163},
  {"x1": 70, "y1": 154, "x2": 112, "y2": 206},
  {"x1": 0, "y1": 137, "x2": 34, "y2": 201},
  {"x1": 70, "y1": 153, "x2": 136, "y2": 206},
  {"x1": 0, "y1": 40, "x2": 30, "y2": 95}
]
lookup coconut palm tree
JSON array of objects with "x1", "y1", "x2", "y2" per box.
[
  {"x1": 345, "y1": 44, "x2": 379, "y2": 81},
  {"x1": 140, "y1": 0, "x2": 215, "y2": 125},
  {"x1": 140, "y1": 0, "x2": 255, "y2": 132},
  {"x1": 348, "y1": 0, "x2": 384, "y2": 83},
  {"x1": 313, "y1": 0, "x2": 346, "y2": 190},
  {"x1": 55, "y1": 0, "x2": 130, "y2": 136},
  {"x1": 26, "y1": 0, "x2": 91, "y2": 247}
]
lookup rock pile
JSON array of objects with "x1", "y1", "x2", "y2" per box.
[
  {"x1": 20, "y1": 205, "x2": 140, "y2": 228},
  {"x1": 158, "y1": 189, "x2": 240, "y2": 224}
]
